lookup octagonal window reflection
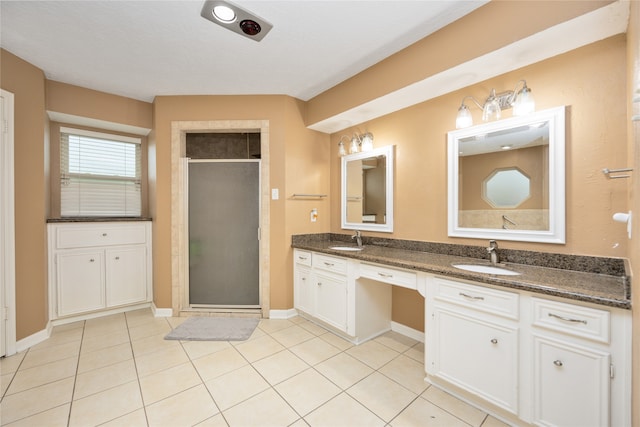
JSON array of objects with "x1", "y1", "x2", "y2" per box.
[{"x1": 483, "y1": 167, "x2": 530, "y2": 208}]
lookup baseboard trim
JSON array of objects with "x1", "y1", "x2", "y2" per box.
[
  {"x1": 269, "y1": 308, "x2": 297, "y2": 319},
  {"x1": 391, "y1": 321, "x2": 425, "y2": 343},
  {"x1": 152, "y1": 303, "x2": 173, "y2": 317},
  {"x1": 16, "y1": 322, "x2": 53, "y2": 353}
]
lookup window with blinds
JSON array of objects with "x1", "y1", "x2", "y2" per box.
[{"x1": 60, "y1": 127, "x2": 142, "y2": 217}]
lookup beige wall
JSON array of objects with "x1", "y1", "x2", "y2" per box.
[
  {"x1": 46, "y1": 80, "x2": 152, "y2": 129},
  {"x1": 150, "y1": 95, "x2": 330, "y2": 310},
  {"x1": 0, "y1": 50, "x2": 48, "y2": 339},
  {"x1": 329, "y1": 35, "x2": 628, "y2": 332},
  {"x1": 306, "y1": 1, "x2": 614, "y2": 126}
]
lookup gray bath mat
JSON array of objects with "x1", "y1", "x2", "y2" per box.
[{"x1": 164, "y1": 317, "x2": 259, "y2": 341}]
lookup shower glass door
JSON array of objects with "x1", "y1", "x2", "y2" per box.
[{"x1": 188, "y1": 160, "x2": 260, "y2": 307}]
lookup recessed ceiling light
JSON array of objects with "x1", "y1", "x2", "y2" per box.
[
  {"x1": 201, "y1": 0, "x2": 273, "y2": 42},
  {"x1": 212, "y1": 5, "x2": 236, "y2": 23}
]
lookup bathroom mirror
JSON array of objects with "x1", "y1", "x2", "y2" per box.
[
  {"x1": 341, "y1": 145, "x2": 394, "y2": 232},
  {"x1": 448, "y1": 106, "x2": 565, "y2": 243}
]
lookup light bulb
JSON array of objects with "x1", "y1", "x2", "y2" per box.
[
  {"x1": 349, "y1": 137, "x2": 359, "y2": 154},
  {"x1": 338, "y1": 141, "x2": 346, "y2": 156},
  {"x1": 456, "y1": 104, "x2": 473, "y2": 129},
  {"x1": 513, "y1": 86, "x2": 535, "y2": 116},
  {"x1": 360, "y1": 133, "x2": 373, "y2": 151}
]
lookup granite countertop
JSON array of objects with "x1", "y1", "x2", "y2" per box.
[
  {"x1": 47, "y1": 217, "x2": 152, "y2": 223},
  {"x1": 292, "y1": 234, "x2": 631, "y2": 310}
]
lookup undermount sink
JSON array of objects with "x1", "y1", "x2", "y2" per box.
[
  {"x1": 329, "y1": 246, "x2": 364, "y2": 252},
  {"x1": 452, "y1": 264, "x2": 520, "y2": 276}
]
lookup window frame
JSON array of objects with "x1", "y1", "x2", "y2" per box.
[{"x1": 50, "y1": 123, "x2": 148, "y2": 218}]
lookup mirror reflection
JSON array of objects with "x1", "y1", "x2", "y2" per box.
[
  {"x1": 342, "y1": 145, "x2": 394, "y2": 232},
  {"x1": 448, "y1": 107, "x2": 565, "y2": 243}
]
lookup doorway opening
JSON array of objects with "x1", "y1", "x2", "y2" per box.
[{"x1": 170, "y1": 120, "x2": 270, "y2": 318}]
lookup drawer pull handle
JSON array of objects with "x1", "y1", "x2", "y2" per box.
[
  {"x1": 317, "y1": 282, "x2": 322, "y2": 286},
  {"x1": 89, "y1": 258, "x2": 95, "y2": 262},
  {"x1": 324, "y1": 262, "x2": 334, "y2": 267},
  {"x1": 115, "y1": 256, "x2": 120, "y2": 260},
  {"x1": 298, "y1": 256, "x2": 308, "y2": 260},
  {"x1": 548, "y1": 313, "x2": 587, "y2": 324},
  {"x1": 459, "y1": 292, "x2": 484, "y2": 301},
  {"x1": 490, "y1": 338, "x2": 498, "y2": 344},
  {"x1": 553, "y1": 360, "x2": 563, "y2": 367},
  {"x1": 377, "y1": 272, "x2": 393, "y2": 278},
  {"x1": 102, "y1": 233, "x2": 107, "y2": 237}
]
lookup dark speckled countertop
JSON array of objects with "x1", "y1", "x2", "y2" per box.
[
  {"x1": 292, "y1": 233, "x2": 631, "y2": 310},
  {"x1": 47, "y1": 217, "x2": 152, "y2": 223}
]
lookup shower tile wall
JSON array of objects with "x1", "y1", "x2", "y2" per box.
[{"x1": 186, "y1": 133, "x2": 261, "y2": 159}]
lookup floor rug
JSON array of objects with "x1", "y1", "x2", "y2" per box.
[{"x1": 164, "y1": 317, "x2": 259, "y2": 341}]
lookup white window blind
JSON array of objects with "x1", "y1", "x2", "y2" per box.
[{"x1": 60, "y1": 127, "x2": 142, "y2": 217}]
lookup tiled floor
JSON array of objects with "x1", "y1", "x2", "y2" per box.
[{"x1": 0, "y1": 309, "x2": 509, "y2": 426}]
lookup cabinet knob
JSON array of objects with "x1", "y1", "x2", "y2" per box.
[
  {"x1": 490, "y1": 338, "x2": 498, "y2": 344},
  {"x1": 102, "y1": 233, "x2": 107, "y2": 237},
  {"x1": 115, "y1": 256, "x2": 120, "y2": 260},
  {"x1": 89, "y1": 258, "x2": 95, "y2": 262},
  {"x1": 553, "y1": 360, "x2": 563, "y2": 367},
  {"x1": 317, "y1": 282, "x2": 322, "y2": 286}
]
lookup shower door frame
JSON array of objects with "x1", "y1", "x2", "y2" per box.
[
  {"x1": 171, "y1": 120, "x2": 270, "y2": 318},
  {"x1": 185, "y1": 158, "x2": 262, "y2": 310}
]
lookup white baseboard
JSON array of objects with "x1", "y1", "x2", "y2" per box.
[
  {"x1": 391, "y1": 321, "x2": 425, "y2": 343},
  {"x1": 269, "y1": 308, "x2": 297, "y2": 319},
  {"x1": 16, "y1": 322, "x2": 53, "y2": 353},
  {"x1": 152, "y1": 303, "x2": 173, "y2": 317}
]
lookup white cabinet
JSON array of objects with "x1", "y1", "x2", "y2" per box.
[
  {"x1": 57, "y1": 251, "x2": 105, "y2": 316},
  {"x1": 429, "y1": 277, "x2": 519, "y2": 413},
  {"x1": 48, "y1": 221, "x2": 152, "y2": 321},
  {"x1": 425, "y1": 276, "x2": 632, "y2": 427},
  {"x1": 530, "y1": 297, "x2": 615, "y2": 427},
  {"x1": 293, "y1": 249, "x2": 348, "y2": 333},
  {"x1": 533, "y1": 335, "x2": 610, "y2": 427}
]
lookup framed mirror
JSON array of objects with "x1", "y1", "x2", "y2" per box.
[
  {"x1": 448, "y1": 106, "x2": 565, "y2": 243},
  {"x1": 341, "y1": 145, "x2": 394, "y2": 232}
]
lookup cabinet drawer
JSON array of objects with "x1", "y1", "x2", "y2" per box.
[
  {"x1": 433, "y1": 277, "x2": 519, "y2": 320},
  {"x1": 313, "y1": 253, "x2": 347, "y2": 275},
  {"x1": 56, "y1": 224, "x2": 147, "y2": 249},
  {"x1": 532, "y1": 298, "x2": 610, "y2": 343},
  {"x1": 360, "y1": 262, "x2": 417, "y2": 290},
  {"x1": 293, "y1": 249, "x2": 312, "y2": 267}
]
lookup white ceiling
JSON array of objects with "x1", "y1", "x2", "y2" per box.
[{"x1": 0, "y1": 0, "x2": 488, "y2": 103}]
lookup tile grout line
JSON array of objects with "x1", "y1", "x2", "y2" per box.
[
  {"x1": 124, "y1": 311, "x2": 151, "y2": 427},
  {"x1": 66, "y1": 319, "x2": 86, "y2": 427}
]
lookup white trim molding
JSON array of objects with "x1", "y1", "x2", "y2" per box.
[{"x1": 1, "y1": 89, "x2": 16, "y2": 356}]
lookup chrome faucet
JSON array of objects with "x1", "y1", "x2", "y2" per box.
[
  {"x1": 352, "y1": 230, "x2": 363, "y2": 248},
  {"x1": 487, "y1": 240, "x2": 499, "y2": 265}
]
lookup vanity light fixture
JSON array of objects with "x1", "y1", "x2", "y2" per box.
[
  {"x1": 201, "y1": 0, "x2": 273, "y2": 42},
  {"x1": 455, "y1": 80, "x2": 535, "y2": 129},
  {"x1": 338, "y1": 132, "x2": 374, "y2": 156}
]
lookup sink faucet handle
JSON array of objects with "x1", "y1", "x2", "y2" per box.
[{"x1": 488, "y1": 240, "x2": 498, "y2": 250}]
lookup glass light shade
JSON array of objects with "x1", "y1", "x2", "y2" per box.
[
  {"x1": 349, "y1": 137, "x2": 359, "y2": 154},
  {"x1": 512, "y1": 86, "x2": 535, "y2": 116},
  {"x1": 482, "y1": 93, "x2": 501, "y2": 122},
  {"x1": 456, "y1": 104, "x2": 473, "y2": 129},
  {"x1": 360, "y1": 133, "x2": 373, "y2": 151},
  {"x1": 338, "y1": 140, "x2": 346, "y2": 156}
]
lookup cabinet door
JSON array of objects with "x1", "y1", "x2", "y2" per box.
[
  {"x1": 57, "y1": 251, "x2": 105, "y2": 316},
  {"x1": 294, "y1": 265, "x2": 314, "y2": 315},
  {"x1": 106, "y1": 246, "x2": 147, "y2": 307},
  {"x1": 533, "y1": 336, "x2": 610, "y2": 427},
  {"x1": 433, "y1": 308, "x2": 519, "y2": 413},
  {"x1": 314, "y1": 271, "x2": 347, "y2": 332}
]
